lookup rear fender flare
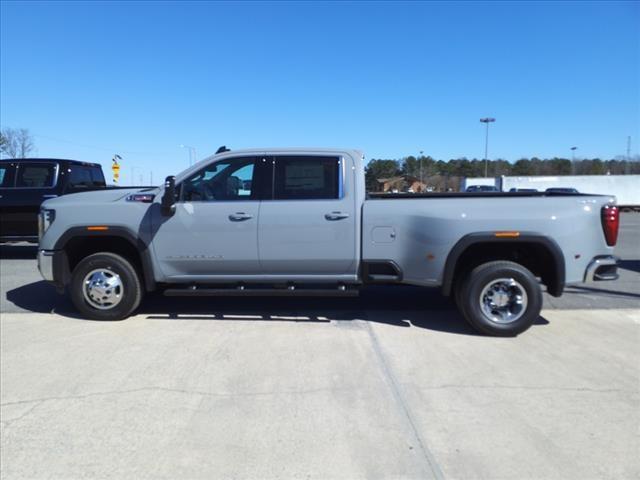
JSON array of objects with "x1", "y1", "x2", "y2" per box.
[{"x1": 441, "y1": 232, "x2": 565, "y2": 297}]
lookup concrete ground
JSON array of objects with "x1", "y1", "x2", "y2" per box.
[
  {"x1": 1, "y1": 310, "x2": 638, "y2": 479},
  {"x1": 1, "y1": 213, "x2": 639, "y2": 479}
]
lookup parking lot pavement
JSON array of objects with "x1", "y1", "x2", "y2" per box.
[{"x1": 1, "y1": 309, "x2": 638, "y2": 479}]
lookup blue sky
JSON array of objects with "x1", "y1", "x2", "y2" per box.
[{"x1": 1, "y1": 1, "x2": 638, "y2": 184}]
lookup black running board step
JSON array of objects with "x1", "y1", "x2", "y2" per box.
[
  {"x1": 367, "y1": 274, "x2": 401, "y2": 282},
  {"x1": 163, "y1": 288, "x2": 360, "y2": 297}
]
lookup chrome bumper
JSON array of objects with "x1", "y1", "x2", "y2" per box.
[
  {"x1": 37, "y1": 250, "x2": 55, "y2": 281},
  {"x1": 584, "y1": 255, "x2": 619, "y2": 283}
]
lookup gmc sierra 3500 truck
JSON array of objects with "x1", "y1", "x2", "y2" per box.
[{"x1": 37, "y1": 148, "x2": 620, "y2": 336}]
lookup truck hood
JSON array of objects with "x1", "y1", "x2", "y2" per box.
[{"x1": 41, "y1": 187, "x2": 159, "y2": 208}]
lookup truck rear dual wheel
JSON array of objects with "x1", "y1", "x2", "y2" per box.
[
  {"x1": 455, "y1": 261, "x2": 542, "y2": 336},
  {"x1": 70, "y1": 252, "x2": 143, "y2": 320}
]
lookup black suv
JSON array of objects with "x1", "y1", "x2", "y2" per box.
[{"x1": 0, "y1": 158, "x2": 106, "y2": 243}]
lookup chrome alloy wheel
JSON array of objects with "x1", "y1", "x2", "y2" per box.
[
  {"x1": 479, "y1": 277, "x2": 528, "y2": 324},
  {"x1": 82, "y1": 268, "x2": 124, "y2": 310}
]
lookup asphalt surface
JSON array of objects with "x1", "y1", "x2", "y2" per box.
[{"x1": 0, "y1": 214, "x2": 638, "y2": 479}]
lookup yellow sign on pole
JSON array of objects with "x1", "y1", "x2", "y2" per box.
[{"x1": 112, "y1": 154, "x2": 121, "y2": 184}]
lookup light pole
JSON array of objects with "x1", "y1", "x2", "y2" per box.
[
  {"x1": 419, "y1": 150, "x2": 424, "y2": 192},
  {"x1": 480, "y1": 117, "x2": 495, "y2": 177},
  {"x1": 130, "y1": 166, "x2": 143, "y2": 186},
  {"x1": 571, "y1": 146, "x2": 577, "y2": 174},
  {"x1": 180, "y1": 144, "x2": 197, "y2": 166}
]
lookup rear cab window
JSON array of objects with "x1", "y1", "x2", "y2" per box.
[
  {"x1": 15, "y1": 163, "x2": 57, "y2": 188},
  {"x1": 273, "y1": 156, "x2": 341, "y2": 200}
]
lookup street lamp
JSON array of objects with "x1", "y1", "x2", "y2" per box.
[
  {"x1": 480, "y1": 117, "x2": 496, "y2": 177},
  {"x1": 419, "y1": 150, "x2": 424, "y2": 192},
  {"x1": 570, "y1": 146, "x2": 577, "y2": 161},
  {"x1": 180, "y1": 144, "x2": 197, "y2": 166},
  {"x1": 130, "y1": 166, "x2": 143, "y2": 186}
]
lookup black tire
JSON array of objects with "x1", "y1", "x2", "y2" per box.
[
  {"x1": 456, "y1": 260, "x2": 542, "y2": 336},
  {"x1": 70, "y1": 252, "x2": 143, "y2": 320}
]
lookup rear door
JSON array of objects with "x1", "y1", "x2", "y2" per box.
[{"x1": 258, "y1": 154, "x2": 357, "y2": 275}]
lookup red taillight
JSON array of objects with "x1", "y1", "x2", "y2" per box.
[{"x1": 601, "y1": 205, "x2": 619, "y2": 246}]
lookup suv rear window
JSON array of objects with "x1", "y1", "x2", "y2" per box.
[
  {"x1": 274, "y1": 156, "x2": 340, "y2": 200},
  {"x1": 16, "y1": 163, "x2": 57, "y2": 188}
]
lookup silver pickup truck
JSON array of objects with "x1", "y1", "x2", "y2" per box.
[{"x1": 37, "y1": 148, "x2": 620, "y2": 336}]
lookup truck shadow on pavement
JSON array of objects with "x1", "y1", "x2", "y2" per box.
[
  {"x1": 5, "y1": 282, "x2": 549, "y2": 336},
  {"x1": 619, "y1": 259, "x2": 640, "y2": 274}
]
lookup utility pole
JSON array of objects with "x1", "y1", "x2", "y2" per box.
[
  {"x1": 130, "y1": 166, "x2": 142, "y2": 186},
  {"x1": 480, "y1": 117, "x2": 495, "y2": 177}
]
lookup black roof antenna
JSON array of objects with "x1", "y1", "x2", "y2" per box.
[{"x1": 216, "y1": 145, "x2": 230, "y2": 154}]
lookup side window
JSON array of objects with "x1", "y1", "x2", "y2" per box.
[
  {"x1": 16, "y1": 163, "x2": 57, "y2": 188},
  {"x1": 91, "y1": 167, "x2": 106, "y2": 187},
  {"x1": 67, "y1": 167, "x2": 93, "y2": 189},
  {"x1": 0, "y1": 163, "x2": 16, "y2": 188},
  {"x1": 274, "y1": 156, "x2": 340, "y2": 200},
  {"x1": 67, "y1": 166, "x2": 106, "y2": 189},
  {"x1": 180, "y1": 156, "x2": 257, "y2": 202}
]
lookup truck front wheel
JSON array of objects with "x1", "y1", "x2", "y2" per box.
[
  {"x1": 70, "y1": 252, "x2": 143, "y2": 320},
  {"x1": 456, "y1": 260, "x2": 542, "y2": 336}
]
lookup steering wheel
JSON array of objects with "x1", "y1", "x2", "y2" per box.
[{"x1": 202, "y1": 182, "x2": 217, "y2": 201}]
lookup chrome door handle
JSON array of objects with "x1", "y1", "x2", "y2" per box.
[
  {"x1": 229, "y1": 212, "x2": 253, "y2": 221},
  {"x1": 325, "y1": 212, "x2": 350, "y2": 221}
]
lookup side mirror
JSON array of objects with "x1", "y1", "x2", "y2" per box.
[{"x1": 161, "y1": 175, "x2": 176, "y2": 216}]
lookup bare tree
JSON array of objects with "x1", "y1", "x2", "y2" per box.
[{"x1": 0, "y1": 128, "x2": 35, "y2": 158}]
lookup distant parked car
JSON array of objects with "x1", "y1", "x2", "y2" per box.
[
  {"x1": 509, "y1": 188, "x2": 539, "y2": 192},
  {"x1": 466, "y1": 185, "x2": 499, "y2": 192},
  {"x1": 545, "y1": 187, "x2": 579, "y2": 194},
  {"x1": 0, "y1": 158, "x2": 106, "y2": 243}
]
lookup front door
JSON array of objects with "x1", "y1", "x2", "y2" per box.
[{"x1": 151, "y1": 156, "x2": 262, "y2": 279}]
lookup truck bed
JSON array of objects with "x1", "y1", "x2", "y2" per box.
[
  {"x1": 367, "y1": 191, "x2": 606, "y2": 199},
  {"x1": 362, "y1": 192, "x2": 615, "y2": 287}
]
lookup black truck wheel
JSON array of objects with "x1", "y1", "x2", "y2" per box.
[
  {"x1": 455, "y1": 260, "x2": 542, "y2": 336},
  {"x1": 70, "y1": 252, "x2": 142, "y2": 320}
]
